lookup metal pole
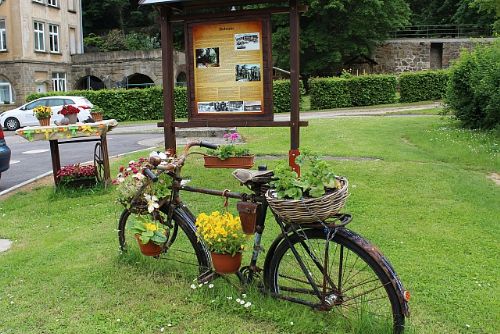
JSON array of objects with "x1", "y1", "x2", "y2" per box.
[
  {"x1": 289, "y1": 0, "x2": 301, "y2": 174},
  {"x1": 160, "y1": 6, "x2": 177, "y2": 154}
]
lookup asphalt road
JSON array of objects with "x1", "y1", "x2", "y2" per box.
[{"x1": 0, "y1": 131, "x2": 163, "y2": 195}]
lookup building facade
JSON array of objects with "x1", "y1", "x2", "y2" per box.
[{"x1": 0, "y1": 0, "x2": 83, "y2": 111}]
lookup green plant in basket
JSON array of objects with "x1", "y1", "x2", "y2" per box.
[
  {"x1": 271, "y1": 152, "x2": 342, "y2": 200},
  {"x1": 129, "y1": 215, "x2": 168, "y2": 246},
  {"x1": 195, "y1": 211, "x2": 246, "y2": 256},
  {"x1": 33, "y1": 106, "x2": 52, "y2": 120}
]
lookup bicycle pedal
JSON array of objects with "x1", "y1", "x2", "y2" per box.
[{"x1": 197, "y1": 270, "x2": 218, "y2": 284}]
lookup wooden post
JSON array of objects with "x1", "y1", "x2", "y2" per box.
[
  {"x1": 100, "y1": 133, "x2": 111, "y2": 187},
  {"x1": 289, "y1": 0, "x2": 301, "y2": 174},
  {"x1": 49, "y1": 140, "x2": 61, "y2": 185},
  {"x1": 160, "y1": 6, "x2": 177, "y2": 154}
]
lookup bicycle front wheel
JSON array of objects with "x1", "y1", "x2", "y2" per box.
[
  {"x1": 267, "y1": 228, "x2": 405, "y2": 333},
  {"x1": 118, "y1": 205, "x2": 211, "y2": 278}
]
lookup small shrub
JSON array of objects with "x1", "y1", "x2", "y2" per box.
[
  {"x1": 273, "y1": 80, "x2": 304, "y2": 113},
  {"x1": 347, "y1": 75, "x2": 397, "y2": 106},
  {"x1": 445, "y1": 41, "x2": 500, "y2": 129},
  {"x1": 309, "y1": 78, "x2": 351, "y2": 110},
  {"x1": 399, "y1": 70, "x2": 449, "y2": 103}
]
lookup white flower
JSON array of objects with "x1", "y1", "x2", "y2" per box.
[
  {"x1": 208, "y1": 284, "x2": 214, "y2": 288},
  {"x1": 167, "y1": 323, "x2": 172, "y2": 327},
  {"x1": 239, "y1": 300, "x2": 245, "y2": 305},
  {"x1": 198, "y1": 284, "x2": 203, "y2": 288},
  {"x1": 226, "y1": 296, "x2": 232, "y2": 300},
  {"x1": 160, "y1": 327, "x2": 165, "y2": 332},
  {"x1": 290, "y1": 322, "x2": 294, "y2": 325},
  {"x1": 242, "y1": 294, "x2": 246, "y2": 298},
  {"x1": 190, "y1": 284, "x2": 197, "y2": 289},
  {"x1": 133, "y1": 173, "x2": 145, "y2": 180},
  {"x1": 144, "y1": 194, "x2": 159, "y2": 213},
  {"x1": 244, "y1": 302, "x2": 251, "y2": 308},
  {"x1": 236, "y1": 298, "x2": 241, "y2": 303}
]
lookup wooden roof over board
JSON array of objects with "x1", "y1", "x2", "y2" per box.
[{"x1": 138, "y1": 0, "x2": 286, "y2": 8}]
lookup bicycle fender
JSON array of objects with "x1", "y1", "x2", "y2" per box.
[{"x1": 336, "y1": 228, "x2": 410, "y2": 317}]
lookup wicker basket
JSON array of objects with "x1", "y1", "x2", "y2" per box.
[{"x1": 265, "y1": 177, "x2": 349, "y2": 223}]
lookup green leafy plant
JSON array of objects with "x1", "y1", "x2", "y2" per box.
[
  {"x1": 129, "y1": 215, "x2": 168, "y2": 246},
  {"x1": 207, "y1": 132, "x2": 250, "y2": 160},
  {"x1": 271, "y1": 153, "x2": 341, "y2": 200}
]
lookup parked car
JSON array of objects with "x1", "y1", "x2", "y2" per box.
[
  {"x1": 0, "y1": 96, "x2": 94, "y2": 131},
  {"x1": 0, "y1": 126, "x2": 11, "y2": 183}
]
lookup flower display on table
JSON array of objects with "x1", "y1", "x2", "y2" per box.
[
  {"x1": 59, "y1": 104, "x2": 80, "y2": 115},
  {"x1": 56, "y1": 163, "x2": 97, "y2": 187},
  {"x1": 33, "y1": 106, "x2": 52, "y2": 120}
]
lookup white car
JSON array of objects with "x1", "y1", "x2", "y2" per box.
[{"x1": 0, "y1": 96, "x2": 94, "y2": 131}]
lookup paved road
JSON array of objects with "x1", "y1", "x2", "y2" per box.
[{"x1": 0, "y1": 102, "x2": 441, "y2": 196}]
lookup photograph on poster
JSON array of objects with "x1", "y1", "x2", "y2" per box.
[
  {"x1": 244, "y1": 101, "x2": 262, "y2": 112},
  {"x1": 235, "y1": 64, "x2": 261, "y2": 82},
  {"x1": 196, "y1": 48, "x2": 220, "y2": 68},
  {"x1": 235, "y1": 33, "x2": 260, "y2": 50},
  {"x1": 198, "y1": 101, "x2": 245, "y2": 112}
]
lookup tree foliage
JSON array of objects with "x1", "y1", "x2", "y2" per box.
[{"x1": 272, "y1": 0, "x2": 410, "y2": 77}]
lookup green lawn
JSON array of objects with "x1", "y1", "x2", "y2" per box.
[{"x1": 0, "y1": 116, "x2": 498, "y2": 333}]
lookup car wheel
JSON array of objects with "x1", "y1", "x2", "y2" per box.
[{"x1": 5, "y1": 117, "x2": 20, "y2": 131}]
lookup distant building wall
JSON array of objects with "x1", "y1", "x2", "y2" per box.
[{"x1": 372, "y1": 38, "x2": 496, "y2": 73}]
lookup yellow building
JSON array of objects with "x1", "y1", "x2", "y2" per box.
[{"x1": 0, "y1": 0, "x2": 83, "y2": 110}]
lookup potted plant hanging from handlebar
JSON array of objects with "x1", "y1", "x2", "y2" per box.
[
  {"x1": 203, "y1": 132, "x2": 254, "y2": 169},
  {"x1": 195, "y1": 211, "x2": 247, "y2": 274},
  {"x1": 265, "y1": 152, "x2": 349, "y2": 224}
]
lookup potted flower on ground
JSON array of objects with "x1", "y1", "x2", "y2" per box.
[
  {"x1": 129, "y1": 214, "x2": 168, "y2": 256},
  {"x1": 195, "y1": 211, "x2": 247, "y2": 274},
  {"x1": 203, "y1": 132, "x2": 254, "y2": 169},
  {"x1": 33, "y1": 106, "x2": 52, "y2": 126},
  {"x1": 90, "y1": 105, "x2": 104, "y2": 122},
  {"x1": 56, "y1": 163, "x2": 97, "y2": 187},
  {"x1": 59, "y1": 104, "x2": 80, "y2": 124},
  {"x1": 265, "y1": 153, "x2": 349, "y2": 223}
]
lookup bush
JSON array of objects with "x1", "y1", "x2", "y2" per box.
[
  {"x1": 399, "y1": 70, "x2": 449, "y2": 103},
  {"x1": 348, "y1": 75, "x2": 397, "y2": 106},
  {"x1": 26, "y1": 87, "x2": 187, "y2": 121},
  {"x1": 273, "y1": 80, "x2": 304, "y2": 113},
  {"x1": 309, "y1": 78, "x2": 351, "y2": 109},
  {"x1": 309, "y1": 74, "x2": 397, "y2": 109},
  {"x1": 445, "y1": 41, "x2": 500, "y2": 129}
]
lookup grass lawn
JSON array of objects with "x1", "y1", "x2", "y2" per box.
[{"x1": 0, "y1": 116, "x2": 498, "y2": 333}]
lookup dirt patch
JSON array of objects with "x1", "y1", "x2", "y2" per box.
[{"x1": 487, "y1": 172, "x2": 500, "y2": 186}]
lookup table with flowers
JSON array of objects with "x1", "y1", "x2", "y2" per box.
[{"x1": 15, "y1": 120, "x2": 118, "y2": 187}]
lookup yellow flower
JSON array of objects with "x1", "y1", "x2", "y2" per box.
[{"x1": 144, "y1": 223, "x2": 158, "y2": 232}]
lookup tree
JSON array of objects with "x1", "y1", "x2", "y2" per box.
[{"x1": 272, "y1": 0, "x2": 410, "y2": 77}]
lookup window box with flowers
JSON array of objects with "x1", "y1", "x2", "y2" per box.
[
  {"x1": 195, "y1": 211, "x2": 247, "y2": 274},
  {"x1": 33, "y1": 106, "x2": 52, "y2": 126},
  {"x1": 59, "y1": 104, "x2": 80, "y2": 124},
  {"x1": 56, "y1": 163, "x2": 97, "y2": 187},
  {"x1": 203, "y1": 132, "x2": 254, "y2": 169}
]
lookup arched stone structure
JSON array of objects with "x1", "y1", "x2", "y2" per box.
[
  {"x1": 176, "y1": 71, "x2": 187, "y2": 87},
  {"x1": 126, "y1": 73, "x2": 154, "y2": 89},
  {"x1": 76, "y1": 75, "x2": 106, "y2": 90}
]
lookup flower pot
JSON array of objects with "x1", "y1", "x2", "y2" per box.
[
  {"x1": 90, "y1": 112, "x2": 103, "y2": 122},
  {"x1": 237, "y1": 201, "x2": 258, "y2": 235},
  {"x1": 203, "y1": 155, "x2": 254, "y2": 169},
  {"x1": 38, "y1": 118, "x2": 50, "y2": 126},
  {"x1": 66, "y1": 113, "x2": 78, "y2": 124},
  {"x1": 211, "y1": 252, "x2": 242, "y2": 274},
  {"x1": 135, "y1": 234, "x2": 163, "y2": 256}
]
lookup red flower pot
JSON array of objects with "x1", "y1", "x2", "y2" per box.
[
  {"x1": 211, "y1": 252, "x2": 242, "y2": 274},
  {"x1": 135, "y1": 234, "x2": 163, "y2": 257},
  {"x1": 203, "y1": 156, "x2": 254, "y2": 169}
]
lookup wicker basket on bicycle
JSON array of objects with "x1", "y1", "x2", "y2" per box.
[{"x1": 265, "y1": 177, "x2": 349, "y2": 223}]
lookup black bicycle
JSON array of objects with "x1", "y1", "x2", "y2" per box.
[{"x1": 117, "y1": 141, "x2": 410, "y2": 333}]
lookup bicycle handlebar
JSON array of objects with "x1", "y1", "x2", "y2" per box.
[{"x1": 143, "y1": 168, "x2": 158, "y2": 182}]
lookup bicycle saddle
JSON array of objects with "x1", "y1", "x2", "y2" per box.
[{"x1": 232, "y1": 169, "x2": 274, "y2": 185}]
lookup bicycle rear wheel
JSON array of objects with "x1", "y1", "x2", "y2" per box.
[
  {"x1": 267, "y1": 228, "x2": 405, "y2": 333},
  {"x1": 118, "y1": 205, "x2": 211, "y2": 278}
]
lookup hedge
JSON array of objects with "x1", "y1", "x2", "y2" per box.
[
  {"x1": 399, "y1": 70, "x2": 449, "y2": 103},
  {"x1": 309, "y1": 74, "x2": 397, "y2": 109},
  {"x1": 273, "y1": 80, "x2": 304, "y2": 113},
  {"x1": 26, "y1": 86, "x2": 188, "y2": 121}
]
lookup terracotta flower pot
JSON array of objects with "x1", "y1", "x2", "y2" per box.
[
  {"x1": 237, "y1": 201, "x2": 258, "y2": 235},
  {"x1": 38, "y1": 118, "x2": 50, "y2": 126},
  {"x1": 135, "y1": 234, "x2": 163, "y2": 256},
  {"x1": 203, "y1": 155, "x2": 254, "y2": 169},
  {"x1": 211, "y1": 252, "x2": 242, "y2": 274},
  {"x1": 91, "y1": 112, "x2": 103, "y2": 122}
]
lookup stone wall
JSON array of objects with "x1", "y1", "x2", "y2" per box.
[{"x1": 372, "y1": 38, "x2": 495, "y2": 73}]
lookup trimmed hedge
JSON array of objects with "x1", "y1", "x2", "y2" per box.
[
  {"x1": 399, "y1": 70, "x2": 449, "y2": 103},
  {"x1": 273, "y1": 80, "x2": 304, "y2": 113},
  {"x1": 309, "y1": 74, "x2": 397, "y2": 110},
  {"x1": 26, "y1": 87, "x2": 188, "y2": 121}
]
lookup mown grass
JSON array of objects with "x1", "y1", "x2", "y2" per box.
[{"x1": 1, "y1": 116, "x2": 498, "y2": 333}]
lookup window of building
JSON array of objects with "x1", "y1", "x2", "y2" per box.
[
  {"x1": 0, "y1": 79, "x2": 13, "y2": 104},
  {"x1": 48, "y1": 24, "x2": 59, "y2": 53},
  {"x1": 52, "y1": 72, "x2": 66, "y2": 91},
  {"x1": 32, "y1": 0, "x2": 45, "y2": 4},
  {"x1": 47, "y1": 0, "x2": 59, "y2": 7},
  {"x1": 0, "y1": 20, "x2": 6, "y2": 51},
  {"x1": 34, "y1": 21, "x2": 45, "y2": 51},
  {"x1": 68, "y1": 0, "x2": 77, "y2": 12}
]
